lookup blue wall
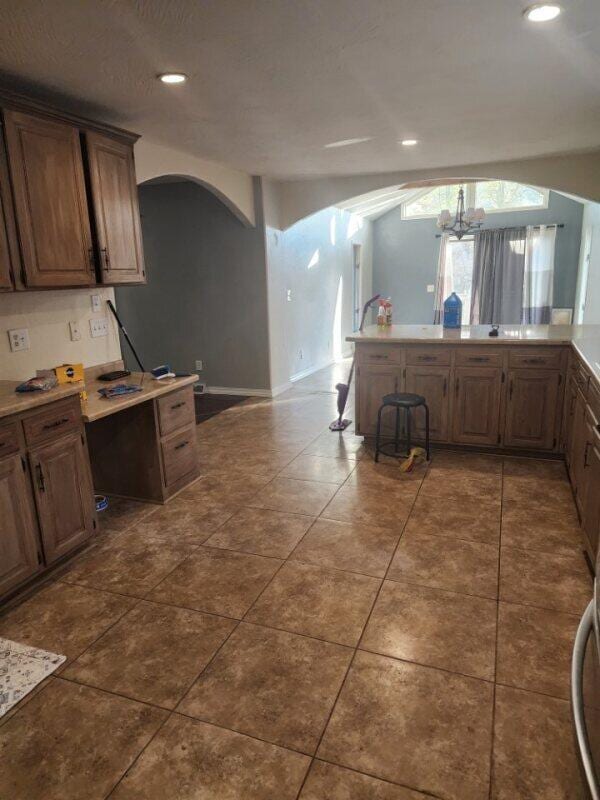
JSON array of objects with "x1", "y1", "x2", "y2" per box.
[{"x1": 372, "y1": 191, "x2": 583, "y2": 324}]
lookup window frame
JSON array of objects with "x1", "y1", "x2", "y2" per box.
[{"x1": 400, "y1": 182, "x2": 549, "y2": 220}]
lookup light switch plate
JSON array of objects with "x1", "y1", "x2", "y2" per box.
[
  {"x1": 69, "y1": 321, "x2": 82, "y2": 341},
  {"x1": 8, "y1": 328, "x2": 30, "y2": 352},
  {"x1": 195, "y1": 360, "x2": 203, "y2": 371},
  {"x1": 91, "y1": 294, "x2": 101, "y2": 313},
  {"x1": 89, "y1": 317, "x2": 108, "y2": 338},
  {"x1": 427, "y1": 284, "x2": 435, "y2": 293}
]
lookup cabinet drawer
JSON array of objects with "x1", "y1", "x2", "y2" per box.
[
  {"x1": 161, "y1": 425, "x2": 197, "y2": 487},
  {"x1": 356, "y1": 344, "x2": 401, "y2": 365},
  {"x1": 157, "y1": 386, "x2": 195, "y2": 437},
  {"x1": 0, "y1": 421, "x2": 20, "y2": 458},
  {"x1": 23, "y1": 397, "x2": 80, "y2": 447},
  {"x1": 455, "y1": 349, "x2": 503, "y2": 367},
  {"x1": 405, "y1": 347, "x2": 450, "y2": 366},
  {"x1": 588, "y1": 380, "x2": 600, "y2": 422},
  {"x1": 509, "y1": 347, "x2": 563, "y2": 369}
]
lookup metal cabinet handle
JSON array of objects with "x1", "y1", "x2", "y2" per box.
[
  {"x1": 584, "y1": 441, "x2": 591, "y2": 467},
  {"x1": 455, "y1": 378, "x2": 459, "y2": 396},
  {"x1": 171, "y1": 402, "x2": 186, "y2": 410},
  {"x1": 509, "y1": 380, "x2": 514, "y2": 400},
  {"x1": 101, "y1": 248, "x2": 111, "y2": 269},
  {"x1": 88, "y1": 247, "x2": 95, "y2": 270},
  {"x1": 36, "y1": 463, "x2": 45, "y2": 492},
  {"x1": 443, "y1": 378, "x2": 447, "y2": 396},
  {"x1": 174, "y1": 441, "x2": 189, "y2": 451},
  {"x1": 524, "y1": 357, "x2": 545, "y2": 364},
  {"x1": 468, "y1": 356, "x2": 488, "y2": 363},
  {"x1": 571, "y1": 600, "x2": 600, "y2": 800},
  {"x1": 371, "y1": 354, "x2": 388, "y2": 360},
  {"x1": 42, "y1": 417, "x2": 69, "y2": 431},
  {"x1": 418, "y1": 355, "x2": 436, "y2": 362}
]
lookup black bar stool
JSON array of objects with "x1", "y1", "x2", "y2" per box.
[{"x1": 374, "y1": 392, "x2": 430, "y2": 462}]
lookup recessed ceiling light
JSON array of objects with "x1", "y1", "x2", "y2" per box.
[
  {"x1": 324, "y1": 137, "x2": 372, "y2": 149},
  {"x1": 401, "y1": 139, "x2": 419, "y2": 146},
  {"x1": 158, "y1": 73, "x2": 187, "y2": 84},
  {"x1": 523, "y1": 4, "x2": 562, "y2": 22}
]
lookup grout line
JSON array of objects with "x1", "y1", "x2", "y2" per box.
[{"x1": 488, "y1": 457, "x2": 505, "y2": 800}]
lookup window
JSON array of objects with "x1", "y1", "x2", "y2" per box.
[
  {"x1": 443, "y1": 236, "x2": 475, "y2": 312},
  {"x1": 402, "y1": 181, "x2": 548, "y2": 219}
]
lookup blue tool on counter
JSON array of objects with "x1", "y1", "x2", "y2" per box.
[{"x1": 98, "y1": 383, "x2": 143, "y2": 399}]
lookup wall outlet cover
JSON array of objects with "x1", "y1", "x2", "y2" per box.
[
  {"x1": 69, "y1": 321, "x2": 82, "y2": 341},
  {"x1": 426, "y1": 284, "x2": 435, "y2": 293},
  {"x1": 286, "y1": 289, "x2": 292, "y2": 302},
  {"x1": 195, "y1": 360, "x2": 203, "y2": 371},
  {"x1": 91, "y1": 294, "x2": 101, "y2": 313},
  {"x1": 8, "y1": 328, "x2": 30, "y2": 352},
  {"x1": 194, "y1": 382, "x2": 206, "y2": 394},
  {"x1": 89, "y1": 317, "x2": 108, "y2": 338}
]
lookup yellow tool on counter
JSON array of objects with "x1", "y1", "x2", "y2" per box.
[
  {"x1": 399, "y1": 446, "x2": 428, "y2": 472},
  {"x1": 54, "y1": 363, "x2": 84, "y2": 383}
]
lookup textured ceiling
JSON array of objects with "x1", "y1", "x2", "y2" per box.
[{"x1": 0, "y1": 0, "x2": 599, "y2": 179}]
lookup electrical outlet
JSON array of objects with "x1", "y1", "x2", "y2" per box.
[
  {"x1": 91, "y1": 294, "x2": 101, "y2": 313},
  {"x1": 426, "y1": 284, "x2": 435, "y2": 293},
  {"x1": 286, "y1": 289, "x2": 292, "y2": 302},
  {"x1": 69, "y1": 321, "x2": 82, "y2": 341},
  {"x1": 195, "y1": 360, "x2": 203, "y2": 371},
  {"x1": 299, "y1": 349, "x2": 303, "y2": 360},
  {"x1": 89, "y1": 317, "x2": 108, "y2": 338},
  {"x1": 8, "y1": 328, "x2": 30, "y2": 352}
]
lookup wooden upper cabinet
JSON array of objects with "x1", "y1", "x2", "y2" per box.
[
  {"x1": 405, "y1": 366, "x2": 450, "y2": 442},
  {"x1": 85, "y1": 132, "x2": 145, "y2": 284},
  {"x1": 3, "y1": 109, "x2": 94, "y2": 287},
  {"x1": 452, "y1": 366, "x2": 502, "y2": 446},
  {"x1": 504, "y1": 369, "x2": 561, "y2": 451},
  {"x1": 0, "y1": 136, "x2": 19, "y2": 291},
  {"x1": 0, "y1": 453, "x2": 41, "y2": 598}
]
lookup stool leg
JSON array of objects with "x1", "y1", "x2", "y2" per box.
[
  {"x1": 375, "y1": 405, "x2": 384, "y2": 463},
  {"x1": 424, "y1": 403, "x2": 430, "y2": 460},
  {"x1": 406, "y1": 406, "x2": 412, "y2": 456},
  {"x1": 394, "y1": 406, "x2": 400, "y2": 455}
]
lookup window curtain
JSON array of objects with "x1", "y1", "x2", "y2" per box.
[
  {"x1": 470, "y1": 227, "x2": 527, "y2": 324},
  {"x1": 433, "y1": 232, "x2": 450, "y2": 324},
  {"x1": 522, "y1": 224, "x2": 556, "y2": 323}
]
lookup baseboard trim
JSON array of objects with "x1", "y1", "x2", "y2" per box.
[
  {"x1": 271, "y1": 381, "x2": 293, "y2": 397},
  {"x1": 290, "y1": 359, "x2": 334, "y2": 383},
  {"x1": 198, "y1": 386, "x2": 273, "y2": 397}
]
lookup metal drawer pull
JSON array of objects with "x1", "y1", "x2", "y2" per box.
[
  {"x1": 370, "y1": 354, "x2": 388, "y2": 360},
  {"x1": 509, "y1": 380, "x2": 513, "y2": 400},
  {"x1": 523, "y1": 357, "x2": 545, "y2": 364},
  {"x1": 171, "y1": 401, "x2": 186, "y2": 410},
  {"x1": 42, "y1": 417, "x2": 70, "y2": 430},
  {"x1": 443, "y1": 378, "x2": 447, "y2": 396},
  {"x1": 101, "y1": 247, "x2": 111, "y2": 269},
  {"x1": 36, "y1": 464, "x2": 45, "y2": 492},
  {"x1": 571, "y1": 601, "x2": 600, "y2": 800},
  {"x1": 174, "y1": 441, "x2": 189, "y2": 450},
  {"x1": 418, "y1": 355, "x2": 436, "y2": 361},
  {"x1": 584, "y1": 441, "x2": 591, "y2": 467},
  {"x1": 467, "y1": 356, "x2": 488, "y2": 362}
]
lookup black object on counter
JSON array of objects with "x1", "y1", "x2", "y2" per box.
[{"x1": 489, "y1": 325, "x2": 500, "y2": 337}]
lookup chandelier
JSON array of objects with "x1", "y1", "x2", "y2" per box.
[{"x1": 436, "y1": 187, "x2": 485, "y2": 240}]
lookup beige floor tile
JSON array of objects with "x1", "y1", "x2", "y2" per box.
[
  {"x1": 198, "y1": 445, "x2": 295, "y2": 478},
  {"x1": 180, "y1": 473, "x2": 272, "y2": 507},
  {"x1": 321, "y1": 484, "x2": 413, "y2": 530},
  {"x1": 496, "y1": 602, "x2": 580, "y2": 700},
  {"x1": 301, "y1": 431, "x2": 367, "y2": 460},
  {"x1": 97, "y1": 496, "x2": 156, "y2": 535},
  {"x1": 361, "y1": 580, "x2": 497, "y2": 680},
  {"x1": 61, "y1": 538, "x2": 196, "y2": 597},
  {"x1": 405, "y1": 494, "x2": 500, "y2": 545},
  {"x1": 502, "y1": 475, "x2": 574, "y2": 510},
  {"x1": 300, "y1": 760, "x2": 431, "y2": 799},
  {"x1": 345, "y1": 459, "x2": 425, "y2": 490},
  {"x1": 111, "y1": 714, "x2": 310, "y2": 800},
  {"x1": 388, "y1": 531, "x2": 499, "y2": 598},
  {"x1": 0, "y1": 581, "x2": 133, "y2": 666},
  {"x1": 249, "y1": 477, "x2": 339, "y2": 516},
  {"x1": 492, "y1": 685, "x2": 584, "y2": 800},
  {"x1": 500, "y1": 546, "x2": 591, "y2": 614},
  {"x1": 178, "y1": 623, "x2": 352, "y2": 754},
  {"x1": 64, "y1": 600, "x2": 235, "y2": 708},
  {"x1": 419, "y1": 472, "x2": 501, "y2": 502},
  {"x1": 205, "y1": 506, "x2": 314, "y2": 558},
  {"x1": 501, "y1": 504, "x2": 582, "y2": 554},
  {"x1": 318, "y1": 651, "x2": 493, "y2": 800},
  {"x1": 291, "y1": 517, "x2": 401, "y2": 577},
  {"x1": 125, "y1": 501, "x2": 234, "y2": 546},
  {"x1": 279, "y1": 454, "x2": 356, "y2": 484},
  {"x1": 0, "y1": 679, "x2": 166, "y2": 800},
  {"x1": 502, "y1": 457, "x2": 568, "y2": 482},
  {"x1": 246, "y1": 561, "x2": 380, "y2": 646},
  {"x1": 149, "y1": 546, "x2": 282, "y2": 618},
  {"x1": 428, "y1": 451, "x2": 503, "y2": 477}
]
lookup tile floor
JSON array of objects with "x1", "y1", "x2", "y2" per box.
[{"x1": 0, "y1": 361, "x2": 593, "y2": 800}]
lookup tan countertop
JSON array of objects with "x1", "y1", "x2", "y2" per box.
[
  {"x1": 0, "y1": 373, "x2": 198, "y2": 422},
  {"x1": 347, "y1": 324, "x2": 582, "y2": 345}
]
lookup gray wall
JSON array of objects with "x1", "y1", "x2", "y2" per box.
[
  {"x1": 373, "y1": 191, "x2": 584, "y2": 324},
  {"x1": 115, "y1": 179, "x2": 271, "y2": 390}
]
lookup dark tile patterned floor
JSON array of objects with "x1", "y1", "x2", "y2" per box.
[{"x1": 0, "y1": 366, "x2": 592, "y2": 799}]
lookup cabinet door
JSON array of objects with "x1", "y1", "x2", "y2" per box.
[
  {"x1": 357, "y1": 364, "x2": 400, "y2": 436},
  {"x1": 3, "y1": 109, "x2": 94, "y2": 287},
  {"x1": 452, "y1": 367, "x2": 502, "y2": 446},
  {"x1": 405, "y1": 366, "x2": 450, "y2": 442},
  {"x1": 85, "y1": 132, "x2": 145, "y2": 284},
  {"x1": 29, "y1": 433, "x2": 95, "y2": 564},
  {"x1": 563, "y1": 380, "x2": 577, "y2": 463},
  {"x1": 0, "y1": 454, "x2": 41, "y2": 597},
  {"x1": 582, "y1": 441, "x2": 600, "y2": 562},
  {"x1": 569, "y1": 389, "x2": 587, "y2": 500},
  {"x1": 0, "y1": 135, "x2": 19, "y2": 291},
  {"x1": 504, "y1": 369, "x2": 561, "y2": 451}
]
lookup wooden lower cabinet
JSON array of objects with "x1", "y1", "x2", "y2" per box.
[
  {"x1": 570, "y1": 388, "x2": 588, "y2": 509},
  {"x1": 29, "y1": 432, "x2": 95, "y2": 564},
  {"x1": 0, "y1": 453, "x2": 41, "y2": 597},
  {"x1": 582, "y1": 437, "x2": 600, "y2": 561},
  {"x1": 357, "y1": 364, "x2": 400, "y2": 436},
  {"x1": 452, "y1": 367, "x2": 502, "y2": 446},
  {"x1": 504, "y1": 369, "x2": 561, "y2": 451},
  {"x1": 405, "y1": 366, "x2": 450, "y2": 442}
]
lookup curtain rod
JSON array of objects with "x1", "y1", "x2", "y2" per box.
[{"x1": 435, "y1": 223, "x2": 564, "y2": 238}]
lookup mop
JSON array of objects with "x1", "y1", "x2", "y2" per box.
[{"x1": 329, "y1": 294, "x2": 380, "y2": 432}]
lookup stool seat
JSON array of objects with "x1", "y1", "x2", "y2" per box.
[{"x1": 382, "y1": 392, "x2": 426, "y2": 408}]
